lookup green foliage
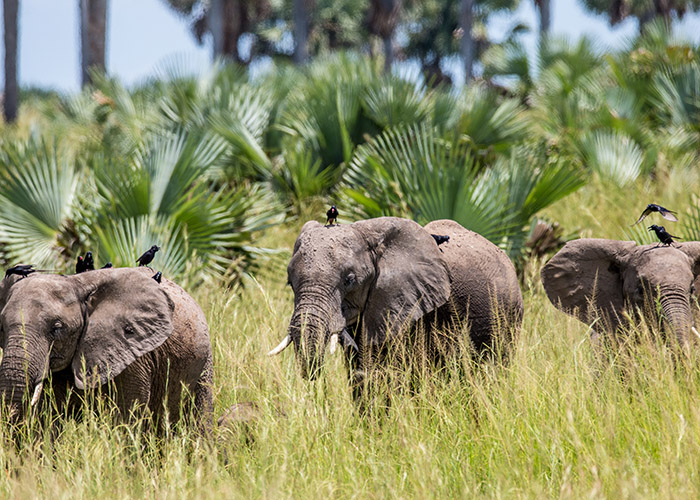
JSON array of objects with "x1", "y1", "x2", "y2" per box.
[
  {"x1": 0, "y1": 139, "x2": 80, "y2": 268},
  {"x1": 343, "y1": 125, "x2": 585, "y2": 258},
  {"x1": 579, "y1": 130, "x2": 644, "y2": 187}
]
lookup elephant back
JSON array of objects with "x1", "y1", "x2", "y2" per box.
[{"x1": 423, "y1": 219, "x2": 523, "y2": 349}]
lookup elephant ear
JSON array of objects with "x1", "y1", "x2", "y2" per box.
[
  {"x1": 0, "y1": 274, "x2": 23, "y2": 348},
  {"x1": 355, "y1": 217, "x2": 451, "y2": 343},
  {"x1": 72, "y1": 269, "x2": 175, "y2": 389},
  {"x1": 679, "y1": 242, "x2": 700, "y2": 300},
  {"x1": 541, "y1": 238, "x2": 635, "y2": 328}
]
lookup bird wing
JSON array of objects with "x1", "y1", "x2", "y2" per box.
[
  {"x1": 659, "y1": 208, "x2": 679, "y2": 222},
  {"x1": 634, "y1": 207, "x2": 653, "y2": 225}
]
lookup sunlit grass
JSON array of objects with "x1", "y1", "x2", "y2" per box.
[{"x1": 2, "y1": 175, "x2": 700, "y2": 498}]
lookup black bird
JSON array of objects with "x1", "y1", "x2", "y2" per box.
[
  {"x1": 101, "y1": 262, "x2": 113, "y2": 269},
  {"x1": 84, "y1": 251, "x2": 95, "y2": 271},
  {"x1": 634, "y1": 203, "x2": 678, "y2": 225},
  {"x1": 5, "y1": 264, "x2": 36, "y2": 278},
  {"x1": 152, "y1": 271, "x2": 162, "y2": 284},
  {"x1": 136, "y1": 245, "x2": 160, "y2": 267},
  {"x1": 648, "y1": 225, "x2": 681, "y2": 246},
  {"x1": 75, "y1": 255, "x2": 86, "y2": 274},
  {"x1": 431, "y1": 234, "x2": 450, "y2": 246},
  {"x1": 326, "y1": 205, "x2": 339, "y2": 226}
]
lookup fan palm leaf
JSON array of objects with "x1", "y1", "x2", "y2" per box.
[
  {"x1": 361, "y1": 76, "x2": 432, "y2": 129},
  {"x1": 579, "y1": 130, "x2": 644, "y2": 187},
  {"x1": 343, "y1": 124, "x2": 514, "y2": 242},
  {"x1": 457, "y1": 85, "x2": 529, "y2": 153},
  {"x1": 0, "y1": 140, "x2": 79, "y2": 268}
]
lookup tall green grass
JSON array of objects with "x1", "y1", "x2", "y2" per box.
[{"x1": 3, "y1": 176, "x2": 700, "y2": 498}]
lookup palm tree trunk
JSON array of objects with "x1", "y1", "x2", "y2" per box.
[
  {"x1": 293, "y1": 0, "x2": 309, "y2": 64},
  {"x1": 209, "y1": 0, "x2": 244, "y2": 63},
  {"x1": 459, "y1": 0, "x2": 474, "y2": 84},
  {"x1": 537, "y1": 0, "x2": 550, "y2": 39},
  {"x1": 383, "y1": 36, "x2": 393, "y2": 73},
  {"x1": 3, "y1": 0, "x2": 19, "y2": 123},
  {"x1": 79, "y1": 0, "x2": 107, "y2": 87}
]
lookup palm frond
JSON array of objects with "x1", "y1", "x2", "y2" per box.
[
  {"x1": 457, "y1": 85, "x2": 528, "y2": 153},
  {"x1": 0, "y1": 140, "x2": 80, "y2": 268},
  {"x1": 361, "y1": 76, "x2": 431, "y2": 129},
  {"x1": 343, "y1": 124, "x2": 516, "y2": 243},
  {"x1": 95, "y1": 215, "x2": 189, "y2": 277},
  {"x1": 580, "y1": 130, "x2": 643, "y2": 187}
]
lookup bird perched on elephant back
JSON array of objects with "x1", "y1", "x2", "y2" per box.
[
  {"x1": 541, "y1": 239, "x2": 700, "y2": 349},
  {"x1": 0, "y1": 267, "x2": 213, "y2": 433},
  {"x1": 269, "y1": 216, "x2": 523, "y2": 388}
]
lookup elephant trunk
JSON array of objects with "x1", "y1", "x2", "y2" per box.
[
  {"x1": 289, "y1": 296, "x2": 338, "y2": 379},
  {"x1": 0, "y1": 329, "x2": 44, "y2": 420},
  {"x1": 659, "y1": 288, "x2": 692, "y2": 348},
  {"x1": 289, "y1": 310, "x2": 329, "y2": 379}
]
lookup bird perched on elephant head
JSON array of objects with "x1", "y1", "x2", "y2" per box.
[{"x1": 648, "y1": 225, "x2": 680, "y2": 246}]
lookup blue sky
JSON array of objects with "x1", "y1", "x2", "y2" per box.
[{"x1": 2, "y1": 0, "x2": 700, "y2": 92}]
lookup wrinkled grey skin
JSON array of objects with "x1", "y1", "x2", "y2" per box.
[
  {"x1": 0, "y1": 267, "x2": 213, "y2": 431},
  {"x1": 285, "y1": 217, "x2": 523, "y2": 381},
  {"x1": 542, "y1": 239, "x2": 700, "y2": 347}
]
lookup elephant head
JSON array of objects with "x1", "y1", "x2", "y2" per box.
[
  {"x1": 0, "y1": 268, "x2": 174, "y2": 419},
  {"x1": 270, "y1": 217, "x2": 450, "y2": 378},
  {"x1": 541, "y1": 239, "x2": 700, "y2": 346}
]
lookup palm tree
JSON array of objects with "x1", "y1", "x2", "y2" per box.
[
  {"x1": 460, "y1": 0, "x2": 474, "y2": 83},
  {"x1": 367, "y1": 0, "x2": 402, "y2": 72},
  {"x1": 3, "y1": 0, "x2": 19, "y2": 123},
  {"x1": 163, "y1": 0, "x2": 271, "y2": 63},
  {"x1": 79, "y1": 0, "x2": 108, "y2": 86},
  {"x1": 293, "y1": 0, "x2": 311, "y2": 64},
  {"x1": 580, "y1": 0, "x2": 699, "y2": 33},
  {"x1": 534, "y1": 0, "x2": 550, "y2": 39}
]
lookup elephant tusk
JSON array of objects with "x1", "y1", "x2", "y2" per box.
[
  {"x1": 329, "y1": 333, "x2": 339, "y2": 354},
  {"x1": 30, "y1": 381, "x2": 43, "y2": 408},
  {"x1": 340, "y1": 328, "x2": 359, "y2": 353},
  {"x1": 268, "y1": 335, "x2": 292, "y2": 356},
  {"x1": 692, "y1": 326, "x2": 700, "y2": 342}
]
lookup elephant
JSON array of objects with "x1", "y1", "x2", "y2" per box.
[
  {"x1": 541, "y1": 238, "x2": 700, "y2": 347},
  {"x1": 0, "y1": 267, "x2": 213, "y2": 431},
  {"x1": 269, "y1": 216, "x2": 524, "y2": 385}
]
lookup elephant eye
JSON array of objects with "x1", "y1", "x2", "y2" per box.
[
  {"x1": 344, "y1": 273, "x2": 357, "y2": 286},
  {"x1": 50, "y1": 320, "x2": 64, "y2": 337}
]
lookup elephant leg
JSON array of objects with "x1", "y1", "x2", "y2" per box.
[{"x1": 192, "y1": 353, "x2": 214, "y2": 437}]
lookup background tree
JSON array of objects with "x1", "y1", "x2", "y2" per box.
[
  {"x1": 534, "y1": 0, "x2": 550, "y2": 39},
  {"x1": 79, "y1": 0, "x2": 107, "y2": 86},
  {"x1": 293, "y1": 0, "x2": 311, "y2": 64},
  {"x1": 163, "y1": 0, "x2": 272, "y2": 63},
  {"x1": 367, "y1": 0, "x2": 402, "y2": 72},
  {"x1": 404, "y1": 0, "x2": 519, "y2": 85},
  {"x1": 460, "y1": 0, "x2": 475, "y2": 82},
  {"x1": 3, "y1": 0, "x2": 19, "y2": 122},
  {"x1": 580, "y1": 0, "x2": 700, "y2": 32}
]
